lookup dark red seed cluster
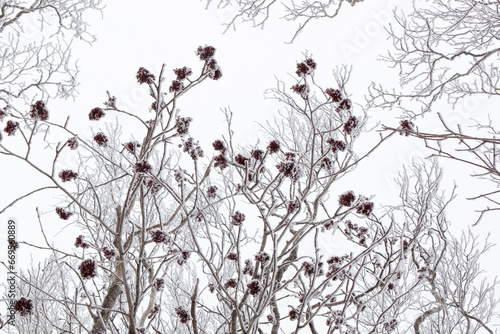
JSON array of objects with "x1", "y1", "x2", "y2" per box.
[
  {"x1": 214, "y1": 154, "x2": 228, "y2": 170},
  {"x1": 79, "y1": 259, "x2": 97, "y2": 279},
  {"x1": 175, "y1": 116, "x2": 192, "y2": 136},
  {"x1": 206, "y1": 185, "x2": 218, "y2": 199},
  {"x1": 243, "y1": 259, "x2": 254, "y2": 276},
  {"x1": 196, "y1": 46, "x2": 216, "y2": 61},
  {"x1": 339, "y1": 191, "x2": 356, "y2": 207},
  {"x1": 175, "y1": 306, "x2": 191, "y2": 324},
  {"x1": 326, "y1": 255, "x2": 350, "y2": 280},
  {"x1": 89, "y1": 107, "x2": 105, "y2": 121},
  {"x1": 212, "y1": 139, "x2": 226, "y2": 152},
  {"x1": 224, "y1": 278, "x2": 237, "y2": 289},
  {"x1": 153, "y1": 278, "x2": 165, "y2": 291},
  {"x1": 231, "y1": 211, "x2": 245, "y2": 226},
  {"x1": 196, "y1": 46, "x2": 222, "y2": 80},
  {"x1": 321, "y1": 157, "x2": 333, "y2": 170},
  {"x1": 327, "y1": 138, "x2": 346, "y2": 153},
  {"x1": 344, "y1": 221, "x2": 369, "y2": 246},
  {"x1": 134, "y1": 160, "x2": 152, "y2": 174},
  {"x1": 325, "y1": 88, "x2": 342, "y2": 102},
  {"x1": 75, "y1": 235, "x2": 89, "y2": 249},
  {"x1": 102, "y1": 247, "x2": 116, "y2": 260},
  {"x1": 287, "y1": 199, "x2": 300, "y2": 213},
  {"x1": 180, "y1": 137, "x2": 204, "y2": 160},
  {"x1": 267, "y1": 140, "x2": 280, "y2": 154},
  {"x1": 136, "y1": 67, "x2": 155, "y2": 85},
  {"x1": 399, "y1": 120, "x2": 414, "y2": 136},
  {"x1": 291, "y1": 84, "x2": 309, "y2": 98},
  {"x1": 302, "y1": 261, "x2": 324, "y2": 277},
  {"x1": 66, "y1": 137, "x2": 78, "y2": 150},
  {"x1": 247, "y1": 280, "x2": 261, "y2": 295},
  {"x1": 124, "y1": 141, "x2": 141, "y2": 154},
  {"x1": 148, "y1": 304, "x2": 160, "y2": 319},
  {"x1": 383, "y1": 319, "x2": 398, "y2": 332},
  {"x1": 59, "y1": 170, "x2": 78, "y2": 182},
  {"x1": 251, "y1": 149, "x2": 264, "y2": 160},
  {"x1": 169, "y1": 80, "x2": 184, "y2": 93},
  {"x1": 29, "y1": 100, "x2": 49, "y2": 121},
  {"x1": 255, "y1": 251, "x2": 270, "y2": 264},
  {"x1": 289, "y1": 307, "x2": 299, "y2": 320},
  {"x1": 150, "y1": 230, "x2": 169, "y2": 244},
  {"x1": 14, "y1": 297, "x2": 33, "y2": 316},
  {"x1": 177, "y1": 251, "x2": 190, "y2": 265},
  {"x1": 4, "y1": 120, "x2": 19, "y2": 136},
  {"x1": 174, "y1": 67, "x2": 193, "y2": 80},
  {"x1": 143, "y1": 178, "x2": 161, "y2": 193},
  {"x1": 336, "y1": 99, "x2": 352, "y2": 113},
  {"x1": 296, "y1": 58, "x2": 316, "y2": 77},
  {"x1": 356, "y1": 201, "x2": 374, "y2": 216},
  {"x1": 276, "y1": 160, "x2": 300, "y2": 182},
  {"x1": 234, "y1": 154, "x2": 249, "y2": 166},
  {"x1": 55, "y1": 207, "x2": 73, "y2": 220},
  {"x1": 94, "y1": 132, "x2": 108, "y2": 147},
  {"x1": 417, "y1": 266, "x2": 430, "y2": 280},
  {"x1": 226, "y1": 252, "x2": 238, "y2": 261},
  {"x1": 343, "y1": 116, "x2": 358, "y2": 134}
]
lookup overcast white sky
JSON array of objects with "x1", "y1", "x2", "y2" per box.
[{"x1": 1, "y1": 0, "x2": 499, "y2": 327}]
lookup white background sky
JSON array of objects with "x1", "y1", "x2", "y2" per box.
[{"x1": 1, "y1": 0, "x2": 499, "y2": 329}]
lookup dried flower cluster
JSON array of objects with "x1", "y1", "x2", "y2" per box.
[
  {"x1": 231, "y1": 211, "x2": 245, "y2": 226},
  {"x1": 75, "y1": 235, "x2": 89, "y2": 249},
  {"x1": 89, "y1": 107, "x2": 105, "y2": 121},
  {"x1": 175, "y1": 116, "x2": 192, "y2": 136},
  {"x1": 4, "y1": 120, "x2": 19, "y2": 136},
  {"x1": 134, "y1": 160, "x2": 152, "y2": 174},
  {"x1": 339, "y1": 191, "x2": 356, "y2": 207},
  {"x1": 206, "y1": 185, "x2": 218, "y2": 199},
  {"x1": 276, "y1": 153, "x2": 301, "y2": 181},
  {"x1": 224, "y1": 278, "x2": 237, "y2": 289},
  {"x1": 326, "y1": 88, "x2": 342, "y2": 102},
  {"x1": 29, "y1": 100, "x2": 49, "y2": 121},
  {"x1": 14, "y1": 297, "x2": 33, "y2": 316},
  {"x1": 255, "y1": 251, "x2": 270, "y2": 263},
  {"x1": 79, "y1": 259, "x2": 97, "y2": 279},
  {"x1": 243, "y1": 259, "x2": 254, "y2": 276},
  {"x1": 234, "y1": 154, "x2": 249, "y2": 166},
  {"x1": 247, "y1": 279, "x2": 261, "y2": 295},
  {"x1": 196, "y1": 45, "x2": 222, "y2": 80},
  {"x1": 66, "y1": 137, "x2": 78, "y2": 150},
  {"x1": 296, "y1": 58, "x2": 316, "y2": 77},
  {"x1": 124, "y1": 141, "x2": 140, "y2": 154},
  {"x1": 152, "y1": 278, "x2": 165, "y2": 291},
  {"x1": 175, "y1": 306, "x2": 191, "y2": 324},
  {"x1": 150, "y1": 229, "x2": 169, "y2": 244},
  {"x1": 356, "y1": 201, "x2": 374, "y2": 216},
  {"x1": 343, "y1": 116, "x2": 358, "y2": 134},
  {"x1": 59, "y1": 170, "x2": 78, "y2": 182},
  {"x1": 136, "y1": 67, "x2": 155, "y2": 85},
  {"x1": 180, "y1": 137, "x2": 204, "y2": 160},
  {"x1": 102, "y1": 247, "x2": 116, "y2": 260},
  {"x1": 94, "y1": 132, "x2": 108, "y2": 147},
  {"x1": 55, "y1": 207, "x2": 73, "y2": 220},
  {"x1": 267, "y1": 140, "x2": 280, "y2": 153}
]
